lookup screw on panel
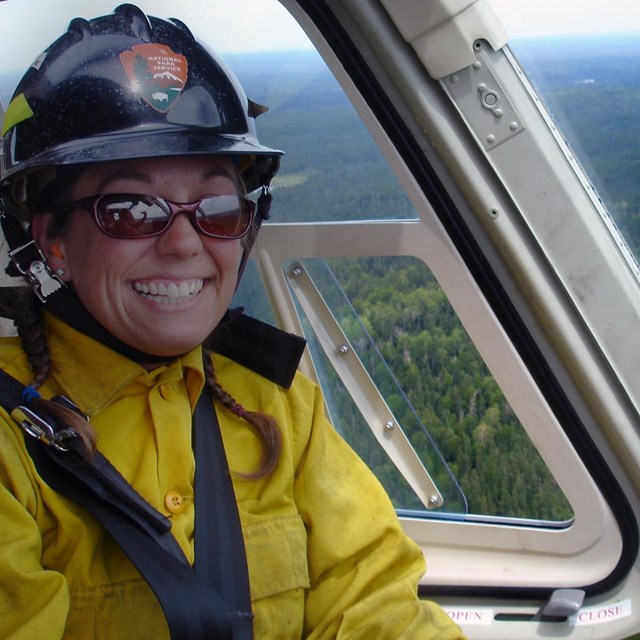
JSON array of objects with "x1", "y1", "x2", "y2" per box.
[
  {"x1": 482, "y1": 91, "x2": 499, "y2": 108},
  {"x1": 290, "y1": 266, "x2": 303, "y2": 278},
  {"x1": 384, "y1": 420, "x2": 395, "y2": 432},
  {"x1": 428, "y1": 495, "x2": 441, "y2": 508},
  {"x1": 338, "y1": 344, "x2": 350, "y2": 354},
  {"x1": 487, "y1": 134, "x2": 496, "y2": 145}
]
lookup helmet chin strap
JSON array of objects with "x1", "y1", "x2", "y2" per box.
[{"x1": 8, "y1": 240, "x2": 65, "y2": 302}]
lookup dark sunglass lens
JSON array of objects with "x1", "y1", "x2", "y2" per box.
[
  {"x1": 97, "y1": 196, "x2": 170, "y2": 237},
  {"x1": 196, "y1": 195, "x2": 252, "y2": 238}
]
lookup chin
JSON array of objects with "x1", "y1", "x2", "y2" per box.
[
  {"x1": 144, "y1": 339, "x2": 202, "y2": 357},
  {"x1": 116, "y1": 318, "x2": 219, "y2": 358}
]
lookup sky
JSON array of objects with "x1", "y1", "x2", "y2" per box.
[
  {"x1": 0, "y1": 0, "x2": 638, "y2": 74},
  {"x1": 0, "y1": 0, "x2": 312, "y2": 73},
  {"x1": 488, "y1": 0, "x2": 640, "y2": 39}
]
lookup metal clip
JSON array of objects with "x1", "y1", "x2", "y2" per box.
[
  {"x1": 11, "y1": 405, "x2": 77, "y2": 452},
  {"x1": 9, "y1": 241, "x2": 65, "y2": 302}
]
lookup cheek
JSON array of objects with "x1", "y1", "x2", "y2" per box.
[
  {"x1": 63, "y1": 227, "x2": 135, "y2": 287},
  {"x1": 208, "y1": 240, "x2": 244, "y2": 278}
]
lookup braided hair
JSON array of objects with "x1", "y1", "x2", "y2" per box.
[
  {"x1": 12, "y1": 287, "x2": 97, "y2": 459},
  {"x1": 202, "y1": 337, "x2": 281, "y2": 478}
]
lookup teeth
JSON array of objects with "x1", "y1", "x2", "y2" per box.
[{"x1": 133, "y1": 280, "x2": 204, "y2": 305}]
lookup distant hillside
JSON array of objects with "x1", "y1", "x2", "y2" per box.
[
  {"x1": 2, "y1": 37, "x2": 638, "y2": 240},
  {"x1": 510, "y1": 34, "x2": 640, "y2": 255},
  {"x1": 224, "y1": 39, "x2": 640, "y2": 247}
]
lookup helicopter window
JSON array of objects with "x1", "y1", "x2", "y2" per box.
[
  {"x1": 227, "y1": 0, "x2": 627, "y2": 594},
  {"x1": 227, "y1": 16, "x2": 574, "y2": 524}
]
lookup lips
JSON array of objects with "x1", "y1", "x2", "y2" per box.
[{"x1": 133, "y1": 279, "x2": 204, "y2": 305}]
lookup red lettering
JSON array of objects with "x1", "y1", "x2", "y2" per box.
[
  {"x1": 445, "y1": 610, "x2": 484, "y2": 622},
  {"x1": 578, "y1": 605, "x2": 624, "y2": 623}
]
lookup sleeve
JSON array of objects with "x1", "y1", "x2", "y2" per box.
[
  {"x1": 292, "y1": 384, "x2": 466, "y2": 640},
  {"x1": 0, "y1": 417, "x2": 70, "y2": 640}
]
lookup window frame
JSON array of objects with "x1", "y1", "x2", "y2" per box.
[{"x1": 260, "y1": 0, "x2": 639, "y2": 599}]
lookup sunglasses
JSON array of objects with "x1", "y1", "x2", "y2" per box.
[{"x1": 53, "y1": 193, "x2": 256, "y2": 239}]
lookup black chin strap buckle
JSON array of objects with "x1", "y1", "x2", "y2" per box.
[{"x1": 8, "y1": 240, "x2": 65, "y2": 302}]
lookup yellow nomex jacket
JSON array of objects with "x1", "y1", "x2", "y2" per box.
[{"x1": 0, "y1": 313, "x2": 464, "y2": 639}]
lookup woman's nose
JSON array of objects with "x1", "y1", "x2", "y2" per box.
[{"x1": 155, "y1": 212, "x2": 204, "y2": 257}]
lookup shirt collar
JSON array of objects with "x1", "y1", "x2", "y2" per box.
[{"x1": 45, "y1": 312, "x2": 205, "y2": 415}]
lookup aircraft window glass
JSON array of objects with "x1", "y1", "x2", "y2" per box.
[
  {"x1": 236, "y1": 253, "x2": 574, "y2": 524},
  {"x1": 489, "y1": 1, "x2": 640, "y2": 262},
  {"x1": 221, "y1": 6, "x2": 574, "y2": 525},
  {"x1": 229, "y1": 51, "x2": 417, "y2": 223}
]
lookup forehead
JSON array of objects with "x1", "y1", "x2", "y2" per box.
[{"x1": 75, "y1": 155, "x2": 240, "y2": 193}]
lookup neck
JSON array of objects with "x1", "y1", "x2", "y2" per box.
[{"x1": 45, "y1": 285, "x2": 185, "y2": 364}]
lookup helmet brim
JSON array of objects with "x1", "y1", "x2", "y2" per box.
[{"x1": 3, "y1": 126, "x2": 282, "y2": 194}]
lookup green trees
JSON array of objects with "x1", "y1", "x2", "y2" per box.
[{"x1": 310, "y1": 257, "x2": 573, "y2": 521}]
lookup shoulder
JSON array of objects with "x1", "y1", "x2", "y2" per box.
[{"x1": 213, "y1": 351, "x2": 319, "y2": 406}]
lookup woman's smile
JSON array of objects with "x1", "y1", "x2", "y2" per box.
[{"x1": 132, "y1": 278, "x2": 206, "y2": 305}]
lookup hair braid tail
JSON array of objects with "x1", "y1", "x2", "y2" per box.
[{"x1": 202, "y1": 345, "x2": 281, "y2": 478}]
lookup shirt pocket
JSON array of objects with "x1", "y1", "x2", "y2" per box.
[
  {"x1": 66, "y1": 577, "x2": 169, "y2": 640},
  {"x1": 243, "y1": 514, "x2": 310, "y2": 638}
]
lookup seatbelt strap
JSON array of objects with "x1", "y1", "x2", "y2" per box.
[
  {"x1": 0, "y1": 369, "x2": 253, "y2": 640},
  {"x1": 193, "y1": 396, "x2": 254, "y2": 638}
]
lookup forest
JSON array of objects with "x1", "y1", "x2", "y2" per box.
[{"x1": 1, "y1": 35, "x2": 638, "y2": 522}]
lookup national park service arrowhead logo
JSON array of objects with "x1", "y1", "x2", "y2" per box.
[{"x1": 120, "y1": 43, "x2": 188, "y2": 112}]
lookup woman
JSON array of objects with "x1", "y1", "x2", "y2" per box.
[{"x1": 0, "y1": 4, "x2": 464, "y2": 639}]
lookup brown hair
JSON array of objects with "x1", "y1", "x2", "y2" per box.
[{"x1": 202, "y1": 337, "x2": 281, "y2": 478}]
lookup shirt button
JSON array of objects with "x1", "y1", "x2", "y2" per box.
[
  {"x1": 159, "y1": 383, "x2": 174, "y2": 399},
  {"x1": 164, "y1": 491, "x2": 186, "y2": 514}
]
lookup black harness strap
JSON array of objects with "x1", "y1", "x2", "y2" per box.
[
  {"x1": 0, "y1": 370, "x2": 253, "y2": 640},
  {"x1": 193, "y1": 397, "x2": 253, "y2": 639}
]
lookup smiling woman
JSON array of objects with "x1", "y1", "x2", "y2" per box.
[{"x1": 0, "y1": 3, "x2": 465, "y2": 639}]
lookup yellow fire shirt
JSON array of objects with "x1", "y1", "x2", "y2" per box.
[{"x1": 0, "y1": 313, "x2": 464, "y2": 639}]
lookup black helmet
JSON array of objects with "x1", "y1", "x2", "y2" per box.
[{"x1": 0, "y1": 3, "x2": 282, "y2": 195}]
